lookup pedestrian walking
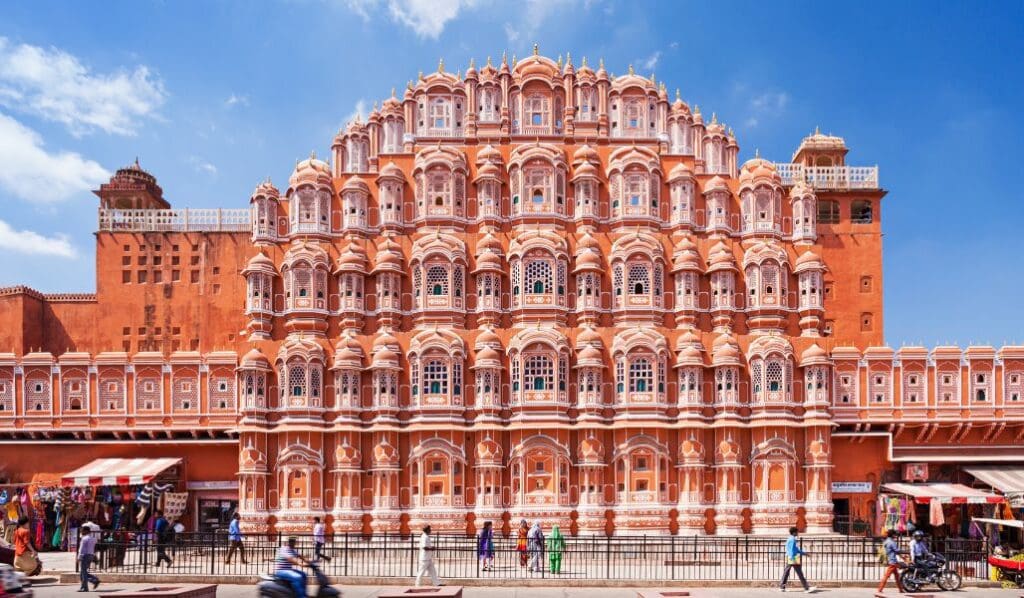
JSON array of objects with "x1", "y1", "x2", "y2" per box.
[
  {"x1": 516, "y1": 520, "x2": 529, "y2": 568},
  {"x1": 547, "y1": 524, "x2": 565, "y2": 574},
  {"x1": 877, "y1": 529, "x2": 907, "y2": 593},
  {"x1": 153, "y1": 510, "x2": 173, "y2": 567},
  {"x1": 224, "y1": 513, "x2": 247, "y2": 565},
  {"x1": 477, "y1": 521, "x2": 495, "y2": 571},
  {"x1": 779, "y1": 526, "x2": 817, "y2": 593},
  {"x1": 415, "y1": 525, "x2": 441, "y2": 587},
  {"x1": 312, "y1": 516, "x2": 331, "y2": 563},
  {"x1": 527, "y1": 521, "x2": 545, "y2": 572},
  {"x1": 77, "y1": 524, "x2": 100, "y2": 592}
]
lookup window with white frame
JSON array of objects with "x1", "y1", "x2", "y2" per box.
[
  {"x1": 524, "y1": 354, "x2": 554, "y2": 391},
  {"x1": 628, "y1": 357, "x2": 654, "y2": 393},
  {"x1": 424, "y1": 360, "x2": 449, "y2": 395}
]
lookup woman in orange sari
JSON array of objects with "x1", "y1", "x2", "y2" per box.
[{"x1": 516, "y1": 520, "x2": 529, "y2": 567}]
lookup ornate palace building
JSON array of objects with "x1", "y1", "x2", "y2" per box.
[{"x1": 1, "y1": 48, "x2": 1022, "y2": 536}]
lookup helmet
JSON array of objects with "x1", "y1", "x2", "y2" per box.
[{"x1": 912, "y1": 530, "x2": 925, "y2": 539}]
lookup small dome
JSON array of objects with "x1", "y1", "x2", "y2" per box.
[
  {"x1": 475, "y1": 327, "x2": 502, "y2": 348},
  {"x1": 251, "y1": 178, "x2": 280, "y2": 200},
  {"x1": 342, "y1": 176, "x2": 370, "y2": 193},
  {"x1": 240, "y1": 347, "x2": 269, "y2": 368},
  {"x1": 477, "y1": 144, "x2": 502, "y2": 163},
  {"x1": 675, "y1": 345, "x2": 704, "y2": 367},
  {"x1": 372, "y1": 237, "x2": 404, "y2": 273},
  {"x1": 576, "y1": 345, "x2": 604, "y2": 367},
  {"x1": 712, "y1": 335, "x2": 741, "y2": 365},
  {"x1": 242, "y1": 252, "x2": 276, "y2": 275},
  {"x1": 706, "y1": 241, "x2": 736, "y2": 271},
  {"x1": 668, "y1": 162, "x2": 694, "y2": 181},
  {"x1": 739, "y1": 157, "x2": 781, "y2": 190},
  {"x1": 475, "y1": 346, "x2": 501, "y2": 363},
  {"x1": 336, "y1": 240, "x2": 368, "y2": 272},
  {"x1": 577, "y1": 326, "x2": 603, "y2": 347},
  {"x1": 702, "y1": 175, "x2": 729, "y2": 194},
  {"x1": 474, "y1": 251, "x2": 502, "y2": 270},
  {"x1": 679, "y1": 438, "x2": 704, "y2": 462},
  {"x1": 577, "y1": 232, "x2": 600, "y2": 252},
  {"x1": 579, "y1": 436, "x2": 605, "y2": 463},
  {"x1": 573, "y1": 250, "x2": 603, "y2": 271},
  {"x1": 573, "y1": 144, "x2": 599, "y2": 164},
  {"x1": 794, "y1": 250, "x2": 824, "y2": 273},
  {"x1": 371, "y1": 348, "x2": 400, "y2": 368},
  {"x1": 377, "y1": 162, "x2": 404, "y2": 181},
  {"x1": 572, "y1": 160, "x2": 599, "y2": 180},
  {"x1": 373, "y1": 438, "x2": 399, "y2": 466},
  {"x1": 800, "y1": 343, "x2": 829, "y2": 366},
  {"x1": 289, "y1": 152, "x2": 332, "y2": 189},
  {"x1": 476, "y1": 437, "x2": 503, "y2": 463},
  {"x1": 335, "y1": 439, "x2": 362, "y2": 467},
  {"x1": 672, "y1": 237, "x2": 702, "y2": 272},
  {"x1": 373, "y1": 329, "x2": 399, "y2": 350},
  {"x1": 475, "y1": 161, "x2": 501, "y2": 181}
]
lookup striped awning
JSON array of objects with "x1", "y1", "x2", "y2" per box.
[
  {"x1": 964, "y1": 466, "x2": 1024, "y2": 493},
  {"x1": 61, "y1": 458, "x2": 181, "y2": 487},
  {"x1": 881, "y1": 482, "x2": 1002, "y2": 504}
]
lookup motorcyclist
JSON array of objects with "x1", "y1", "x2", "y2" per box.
[
  {"x1": 274, "y1": 537, "x2": 312, "y2": 598},
  {"x1": 909, "y1": 530, "x2": 933, "y2": 565}
]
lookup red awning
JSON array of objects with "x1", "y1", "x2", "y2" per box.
[
  {"x1": 881, "y1": 482, "x2": 1002, "y2": 504},
  {"x1": 61, "y1": 458, "x2": 181, "y2": 487}
]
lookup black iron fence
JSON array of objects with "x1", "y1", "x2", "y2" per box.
[{"x1": 83, "y1": 532, "x2": 991, "y2": 582}]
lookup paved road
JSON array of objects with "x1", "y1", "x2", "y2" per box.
[{"x1": 26, "y1": 581, "x2": 1024, "y2": 597}]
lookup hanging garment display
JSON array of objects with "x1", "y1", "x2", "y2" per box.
[
  {"x1": 929, "y1": 498, "x2": 945, "y2": 526},
  {"x1": 163, "y1": 492, "x2": 188, "y2": 521}
]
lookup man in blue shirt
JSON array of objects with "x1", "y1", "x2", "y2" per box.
[
  {"x1": 878, "y1": 529, "x2": 908, "y2": 593},
  {"x1": 153, "y1": 510, "x2": 173, "y2": 567},
  {"x1": 224, "y1": 513, "x2": 247, "y2": 565},
  {"x1": 779, "y1": 526, "x2": 817, "y2": 593},
  {"x1": 77, "y1": 524, "x2": 100, "y2": 592}
]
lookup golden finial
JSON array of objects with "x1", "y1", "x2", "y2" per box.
[
  {"x1": 628, "y1": 64, "x2": 634, "y2": 76},
  {"x1": 659, "y1": 82, "x2": 666, "y2": 92},
  {"x1": 532, "y1": 43, "x2": 539, "y2": 56},
  {"x1": 581, "y1": 55, "x2": 588, "y2": 68},
  {"x1": 310, "y1": 150, "x2": 316, "y2": 160},
  {"x1": 728, "y1": 127, "x2": 734, "y2": 137},
  {"x1": 676, "y1": 88, "x2": 681, "y2": 101},
  {"x1": 566, "y1": 52, "x2": 572, "y2": 66},
  {"x1": 755, "y1": 148, "x2": 760, "y2": 158},
  {"x1": 418, "y1": 70, "x2": 424, "y2": 81},
  {"x1": 456, "y1": 69, "x2": 461, "y2": 79},
  {"x1": 814, "y1": 125, "x2": 821, "y2": 135},
  {"x1": 711, "y1": 112, "x2": 717, "y2": 124},
  {"x1": 469, "y1": 57, "x2": 475, "y2": 69},
  {"x1": 391, "y1": 87, "x2": 396, "y2": 98},
  {"x1": 438, "y1": 58, "x2": 444, "y2": 73},
  {"x1": 650, "y1": 73, "x2": 656, "y2": 84},
  {"x1": 694, "y1": 104, "x2": 700, "y2": 114},
  {"x1": 512, "y1": 53, "x2": 517, "y2": 66},
  {"x1": 501, "y1": 51, "x2": 507, "y2": 65},
  {"x1": 557, "y1": 54, "x2": 563, "y2": 68},
  {"x1": 486, "y1": 55, "x2": 492, "y2": 67},
  {"x1": 407, "y1": 79, "x2": 413, "y2": 90}
]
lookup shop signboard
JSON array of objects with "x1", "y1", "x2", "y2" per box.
[{"x1": 831, "y1": 481, "x2": 873, "y2": 494}]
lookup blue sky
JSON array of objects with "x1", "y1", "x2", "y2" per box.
[{"x1": 0, "y1": 1, "x2": 1022, "y2": 347}]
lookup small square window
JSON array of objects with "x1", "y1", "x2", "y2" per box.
[
  {"x1": 122, "y1": 271, "x2": 131, "y2": 283},
  {"x1": 137, "y1": 271, "x2": 148, "y2": 283},
  {"x1": 190, "y1": 270, "x2": 200, "y2": 283},
  {"x1": 171, "y1": 270, "x2": 180, "y2": 282},
  {"x1": 212, "y1": 266, "x2": 220, "y2": 275},
  {"x1": 138, "y1": 327, "x2": 146, "y2": 335},
  {"x1": 138, "y1": 256, "x2": 147, "y2": 266},
  {"x1": 190, "y1": 256, "x2": 200, "y2": 266}
]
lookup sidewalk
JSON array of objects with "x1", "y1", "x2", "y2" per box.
[{"x1": 27, "y1": 581, "x2": 1024, "y2": 597}]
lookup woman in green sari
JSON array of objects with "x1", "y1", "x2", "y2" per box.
[{"x1": 548, "y1": 524, "x2": 565, "y2": 574}]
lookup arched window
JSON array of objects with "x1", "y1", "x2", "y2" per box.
[
  {"x1": 525, "y1": 355, "x2": 553, "y2": 391},
  {"x1": 628, "y1": 264, "x2": 650, "y2": 295},
  {"x1": 429, "y1": 97, "x2": 451, "y2": 130},
  {"x1": 427, "y1": 265, "x2": 448, "y2": 296},
  {"x1": 525, "y1": 260, "x2": 553, "y2": 294},
  {"x1": 424, "y1": 360, "x2": 448, "y2": 395},
  {"x1": 629, "y1": 358, "x2": 653, "y2": 392}
]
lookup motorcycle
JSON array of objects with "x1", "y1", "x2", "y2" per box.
[
  {"x1": 901, "y1": 553, "x2": 962, "y2": 592},
  {"x1": 256, "y1": 561, "x2": 340, "y2": 598}
]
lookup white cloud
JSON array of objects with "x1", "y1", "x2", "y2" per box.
[
  {"x1": 638, "y1": 51, "x2": 661, "y2": 71},
  {"x1": 187, "y1": 156, "x2": 218, "y2": 176},
  {"x1": 344, "y1": 99, "x2": 367, "y2": 126},
  {"x1": 225, "y1": 93, "x2": 249, "y2": 108},
  {"x1": 0, "y1": 112, "x2": 109, "y2": 203},
  {"x1": 744, "y1": 91, "x2": 789, "y2": 128},
  {"x1": 669, "y1": 41, "x2": 679, "y2": 50},
  {"x1": 386, "y1": 0, "x2": 478, "y2": 39},
  {"x1": 0, "y1": 219, "x2": 77, "y2": 259},
  {"x1": 0, "y1": 36, "x2": 166, "y2": 136},
  {"x1": 504, "y1": 23, "x2": 521, "y2": 43}
]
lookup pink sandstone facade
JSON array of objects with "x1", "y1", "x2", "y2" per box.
[{"x1": 1, "y1": 49, "x2": 1022, "y2": 536}]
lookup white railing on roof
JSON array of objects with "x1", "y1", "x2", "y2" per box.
[
  {"x1": 98, "y1": 208, "x2": 252, "y2": 232},
  {"x1": 774, "y1": 164, "x2": 880, "y2": 190}
]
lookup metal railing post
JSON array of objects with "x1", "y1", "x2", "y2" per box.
[
  {"x1": 344, "y1": 532, "x2": 349, "y2": 577},
  {"x1": 670, "y1": 534, "x2": 676, "y2": 581},
  {"x1": 605, "y1": 535, "x2": 611, "y2": 580},
  {"x1": 210, "y1": 533, "x2": 216, "y2": 575}
]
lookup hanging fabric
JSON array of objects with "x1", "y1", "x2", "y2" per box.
[
  {"x1": 930, "y1": 498, "x2": 945, "y2": 526},
  {"x1": 163, "y1": 492, "x2": 188, "y2": 521}
]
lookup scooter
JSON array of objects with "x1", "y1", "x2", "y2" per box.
[{"x1": 256, "y1": 561, "x2": 340, "y2": 598}]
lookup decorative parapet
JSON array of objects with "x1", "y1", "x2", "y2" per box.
[
  {"x1": 774, "y1": 164, "x2": 879, "y2": 190},
  {"x1": 98, "y1": 208, "x2": 251, "y2": 232}
]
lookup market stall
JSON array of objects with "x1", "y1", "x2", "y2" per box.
[{"x1": 878, "y1": 482, "x2": 1003, "y2": 536}]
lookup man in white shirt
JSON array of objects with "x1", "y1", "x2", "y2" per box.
[
  {"x1": 312, "y1": 517, "x2": 331, "y2": 563},
  {"x1": 415, "y1": 525, "x2": 441, "y2": 587},
  {"x1": 77, "y1": 524, "x2": 100, "y2": 592}
]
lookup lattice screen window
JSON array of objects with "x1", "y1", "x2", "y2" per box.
[
  {"x1": 558, "y1": 355, "x2": 567, "y2": 391},
  {"x1": 426, "y1": 265, "x2": 449, "y2": 296},
  {"x1": 135, "y1": 374, "x2": 160, "y2": 412},
  {"x1": 1006, "y1": 371, "x2": 1023, "y2": 402},
  {"x1": 292, "y1": 268, "x2": 311, "y2": 299},
  {"x1": 577, "y1": 272, "x2": 598, "y2": 297},
  {"x1": 453, "y1": 266, "x2": 464, "y2": 298},
  {"x1": 525, "y1": 167, "x2": 551, "y2": 208},
  {"x1": 210, "y1": 374, "x2": 235, "y2": 411},
  {"x1": 525, "y1": 260, "x2": 553, "y2": 294},
  {"x1": 454, "y1": 174, "x2": 465, "y2": 211},
  {"x1": 297, "y1": 192, "x2": 316, "y2": 224},
  {"x1": 625, "y1": 174, "x2": 647, "y2": 207},
  {"x1": 25, "y1": 375, "x2": 50, "y2": 412},
  {"x1": 751, "y1": 361, "x2": 763, "y2": 394},
  {"x1": 173, "y1": 374, "x2": 198, "y2": 411},
  {"x1": 428, "y1": 171, "x2": 450, "y2": 206},
  {"x1": 628, "y1": 357, "x2": 654, "y2": 393},
  {"x1": 653, "y1": 264, "x2": 663, "y2": 298},
  {"x1": 526, "y1": 94, "x2": 549, "y2": 126},
  {"x1": 452, "y1": 361, "x2": 463, "y2": 397},
  {"x1": 424, "y1": 360, "x2": 449, "y2": 395},
  {"x1": 761, "y1": 264, "x2": 779, "y2": 298},
  {"x1": 615, "y1": 358, "x2": 626, "y2": 394},
  {"x1": 576, "y1": 180, "x2": 595, "y2": 212},
  {"x1": 411, "y1": 358, "x2": 420, "y2": 395},
  {"x1": 628, "y1": 263, "x2": 651, "y2": 295},
  {"x1": 310, "y1": 367, "x2": 322, "y2": 401},
  {"x1": 0, "y1": 375, "x2": 12, "y2": 413},
  {"x1": 413, "y1": 267, "x2": 423, "y2": 297},
  {"x1": 613, "y1": 264, "x2": 624, "y2": 296},
  {"x1": 938, "y1": 370, "x2": 958, "y2": 403},
  {"x1": 903, "y1": 370, "x2": 923, "y2": 403},
  {"x1": 580, "y1": 370, "x2": 599, "y2": 393},
  {"x1": 972, "y1": 370, "x2": 991, "y2": 402},
  {"x1": 511, "y1": 358, "x2": 520, "y2": 392},
  {"x1": 675, "y1": 272, "x2": 696, "y2": 306},
  {"x1": 524, "y1": 354, "x2": 554, "y2": 391},
  {"x1": 766, "y1": 361, "x2": 784, "y2": 396},
  {"x1": 871, "y1": 372, "x2": 889, "y2": 403},
  {"x1": 62, "y1": 374, "x2": 87, "y2": 411},
  {"x1": 835, "y1": 372, "x2": 856, "y2": 404},
  {"x1": 430, "y1": 97, "x2": 451, "y2": 128},
  {"x1": 288, "y1": 363, "x2": 307, "y2": 399}
]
